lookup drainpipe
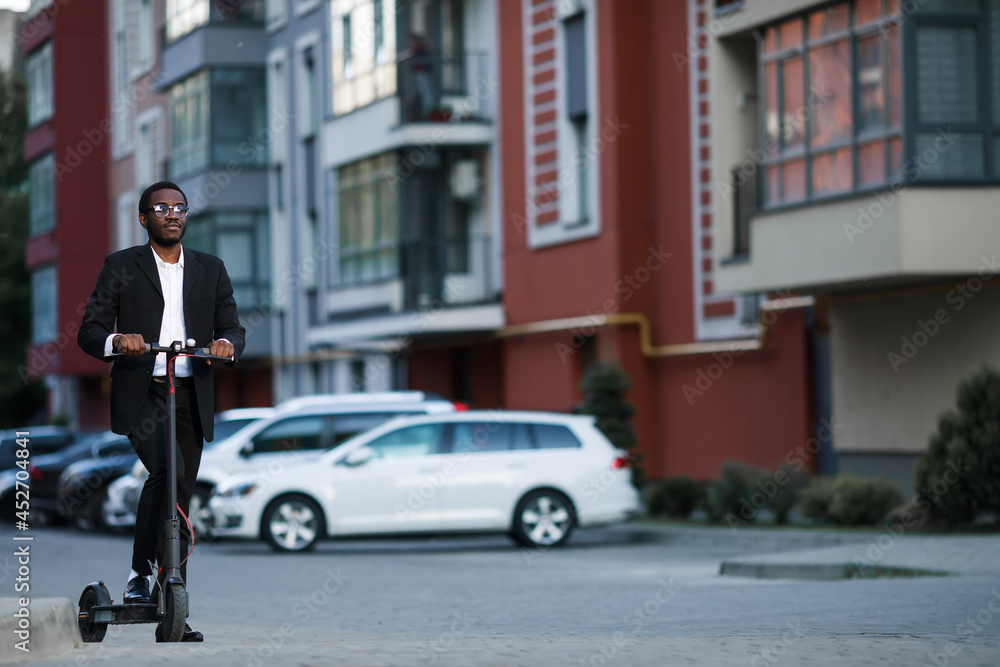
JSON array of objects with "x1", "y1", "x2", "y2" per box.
[{"x1": 496, "y1": 295, "x2": 816, "y2": 357}]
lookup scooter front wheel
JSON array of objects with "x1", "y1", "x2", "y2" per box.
[
  {"x1": 157, "y1": 583, "x2": 187, "y2": 642},
  {"x1": 78, "y1": 586, "x2": 107, "y2": 643}
]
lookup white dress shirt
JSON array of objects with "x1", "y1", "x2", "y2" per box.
[{"x1": 104, "y1": 246, "x2": 191, "y2": 377}]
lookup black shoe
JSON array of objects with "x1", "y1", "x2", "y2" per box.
[
  {"x1": 155, "y1": 623, "x2": 203, "y2": 642},
  {"x1": 123, "y1": 576, "x2": 150, "y2": 604}
]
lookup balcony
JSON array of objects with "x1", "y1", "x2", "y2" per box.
[
  {"x1": 324, "y1": 50, "x2": 494, "y2": 169},
  {"x1": 165, "y1": 0, "x2": 264, "y2": 43},
  {"x1": 311, "y1": 235, "x2": 501, "y2": 346},
  {"x1": 715, "y1": 187, "x2": 1000, "y2": 295}
]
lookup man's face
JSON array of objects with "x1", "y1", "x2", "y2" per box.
[{"x1": 141, "y1": 189, "x2": 187, "y2": 247}]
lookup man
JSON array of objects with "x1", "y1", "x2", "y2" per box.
[{"x1": 78, "y1": 181, "x2": 245, "y2": 642}]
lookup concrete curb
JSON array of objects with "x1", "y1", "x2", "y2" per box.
[{"x1": 0, "y1": 598, "x2": 81, "y2": 664}]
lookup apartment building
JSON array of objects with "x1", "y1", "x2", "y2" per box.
[
  {"x1": 154, "y1": 0, "x2": 274, "y2": 409},
  {"x1": 21, "y1": 0, "x2": 112, "y2": 426},
  {"x1": 497, "y1": 0, "x2": 815, "y2": 481},
  {"x1": 709, "y1": 0, "x2": 1000, "y2": 493},
  {"x1": 288, "y1": 0, "x2": 504, "y2": 407}
]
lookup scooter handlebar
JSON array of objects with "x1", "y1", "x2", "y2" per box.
[{"x1": 143, "y1": 341, "x2": 234, "y2": 363}]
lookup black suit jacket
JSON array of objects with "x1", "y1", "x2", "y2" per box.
[{"x1": 77, "y1": 244, "x2": 246, "y2": 441}]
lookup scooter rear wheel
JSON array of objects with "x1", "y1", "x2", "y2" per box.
[
  {"x1": 157, "y1": 583, "x2": 187, "y2": 642},
  {"x1": 78, "y1": 587, "x2": 107, "y2": 643}
]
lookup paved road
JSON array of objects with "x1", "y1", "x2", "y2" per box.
[{"x1": 7, "y1": 523, "x2": 1000, "y2": 666}]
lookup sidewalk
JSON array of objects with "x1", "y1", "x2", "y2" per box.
[{"x1": 718, "y1": 529, "x2": 1000, "y2": 580}]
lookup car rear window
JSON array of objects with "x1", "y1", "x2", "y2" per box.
[
  {"x1": 448, "y1": 422, "x2": 582, "y2": 452},
  {"x1": 532, "y1": 424, "x2": 582, "y2": 449}
]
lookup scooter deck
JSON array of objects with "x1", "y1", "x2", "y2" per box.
[{"x1": 79, "y1": 603, "x2": 159, "y2": 625}]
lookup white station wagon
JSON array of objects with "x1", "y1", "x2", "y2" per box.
[{"x1": 209, "y1": 411, "x2": 641, "y2": 551}]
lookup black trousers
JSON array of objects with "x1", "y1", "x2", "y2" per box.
[{"x1": 127, "y1": 380, "x2": 203, "y2": 585}]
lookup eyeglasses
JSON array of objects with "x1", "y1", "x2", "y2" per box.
[{"x1": 147, "y1": 204, "x2": 190, "y2": 217}]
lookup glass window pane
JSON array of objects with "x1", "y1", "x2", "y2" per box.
[
  {"x1": 855, "y1": 0, "x2": 882, "y2": 26},
  {"x1": 511, "y1": 423, "x2": 533, "y2": 450},
  {"x1": 809, "y1": 41, "x2": 851, "y2": 148},
  {"x1": 811, "y1": 148, "x2": 853, "y2": 195},
  {"x1": 779, "y1": 18, "x2": 802, "y2": 50},
  {"x1": 857, "y1": 36, "x2": 884, "y2": 132},
  {"x1": 217, "y1": 231, "x2": 253, "y2": 282},
  {"x1": 253, "y1": 417, "x2": 325, "y2": 454},
  {"x1": 763, "y1": 27, "x2": 778, "y2": 55},
  {"x1": 858, "y1": 140, "x2": 886, "y2": 187},
  {"x1": 889, "y1": 136, "x2": 903, "y2": 178},
  {"x1": 915, "y1": 132, "x2": 984, "y2": 179},
  {"x1": 808, "y1": 4, "x2": 848, "y2": 39},
  {"x1": 212, "y1": 69, "x2": 266, "y2": 167},
  {"x1": 782, "y1": 158, "x2": 806, "y2": 202},
  {"x1": 995, "y1": 136, "x2": 1000, "y2": 177},
  {"x1": 31, "y1": 265, "x2": 56, "y2": 344},
  {"x1": 918, "y1": 0, "x2": 980, "y2": 14},
  {"x1": 452, "y1": 422, "x2": 511, "y2": 453},
  {"x1": 765, "y1": 164, "x2": 780, "y2": 205},
  {"x1": 782, "y1": 57, "x2": 805, "y2": 148},
  {"x1": 764, "y1": 62, "x2": 779, "y2": 152},
  {"x1": 887, "y1": 23, "x2": 902, "y2": 129},
  {"x1": 532, "y1": 424, "x2": 582, "y2": 450},
  {"x1": 992, "y1": 0, "x2": 1000, "y2": 123},
  {"x1": 367, "y1": 424, "x2": 443, "y2": 459},
  {"x1": 917, "y1": 27, "x2": 978, "y2": 123},
  {"x1": 331, "y1": 413, "x2": 399, "y2": 445}
]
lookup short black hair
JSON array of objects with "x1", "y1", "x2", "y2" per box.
[{"x1": 138, "y1": 181, "x2": 188, "y2": 216}]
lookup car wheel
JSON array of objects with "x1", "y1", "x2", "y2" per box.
[
  {"x1": 262, "y1": 495, "x2": 324, "y2": 552},
  {"x1": 511, "y1": 489, "x2": 576, "y2": 548},
  {"x1": 188, "y1": 486, "x2": 214, "y2": 541}
]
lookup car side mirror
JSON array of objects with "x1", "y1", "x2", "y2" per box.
[
  {"x1": 239, "y1": 442, "x2": 254, "y2": 458},
  {"x1": 342, "y1": 446, "x2": 375, "y2": 467}
]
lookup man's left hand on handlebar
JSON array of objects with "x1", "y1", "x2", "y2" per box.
[{"x1": 207, "y1": 339, "x2": 234, "y2": 365}]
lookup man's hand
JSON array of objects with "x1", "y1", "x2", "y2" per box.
[
  {"x1": 207, "y1": 339, "x2": 235, "y2": 366},
  {"x1": 114, "y1": 334, "x2": 147, "y2": 356}
]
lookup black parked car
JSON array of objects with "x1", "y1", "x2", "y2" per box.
[
  {"x1": 0, "y1": 427, "x2": 90, "y2": 472},
  {"x1": 57, "y1": 443, "x2": 138, "y2": 530},
  {"x1": 1, "y1": 432, "x2": 132, "y2": 524}
]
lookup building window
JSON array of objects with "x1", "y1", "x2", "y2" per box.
[
  {"x1": 170, "y1": 69, "x2": 266, "y2": 179},
  {"x1": 31, "y1": 265, "x2": 56, "y2": 345},
  {"x1": 299, "y1": 45, "x2": 319, "y2": 137},
  {"x1": 565, "y1": 10, "x2": 589, "y2": 225},
  {"x1": 166, "y1": 0, "x2": 265, "y2": 42},
  {"x1": 211, "y1": 69, "x2": 267, "y2": 166},
  {"x1": 266, "y1": 0, "x2": 287, "y2": 30},
  {"x1": 137, "y1": 0, "x2": 155, "y2": 72},
  {"x1": 25, "y1": 41, "x2": 53, "y2": 127},
  {"x1": 111, "y1": 0, "x2": 133, "y2": 158},
  {"x1": 29, "y1": 154, "x2": 55, "y2": 236},
  {"x1": 337, "y1": 153, "x2": 398, "y2": 286},
  {"x1": 184, "y1": 210, "x2": 270, "y2": 308},
  {"x1": 761, "y1": 1, "x2": 902, "y2": 205},
  {"x1": 331, "y1": 0, "x2": 397, "y2": 115},
  {"x1": 910, "y1": 1, "x2": 1000, "y2": 179}
]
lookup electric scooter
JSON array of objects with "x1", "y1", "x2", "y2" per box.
[{"x1": 77, "y1": 340, "x2": 232, "y2": 643}]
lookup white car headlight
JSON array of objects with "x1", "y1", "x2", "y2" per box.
[{"x1": 217, "y1": 482, "x2": 258, "y2": 498}]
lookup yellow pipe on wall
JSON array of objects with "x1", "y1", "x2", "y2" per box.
[{"x1": 496, "y1": 295, "x2": 816, "y2": 357}]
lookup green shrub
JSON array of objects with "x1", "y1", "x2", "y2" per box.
[
  {"x1": 797, "y1": 475, "x2": 905, "y2": 526},
  {"x1": 707, "y1": 461, "x2": 758, "y2": 522},
  {"x1": 915, "y1": 364, "x2": 1000, "y2": 525},
  {"x1": 796, "y1": 477, "x2": 836, "y2": 521},
  {"x1": 646, "y1": 476, "x2": 705, "y2": 519},
  {"x1": 762, "y1": 463, "x2": 811, "y2": 525}
]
